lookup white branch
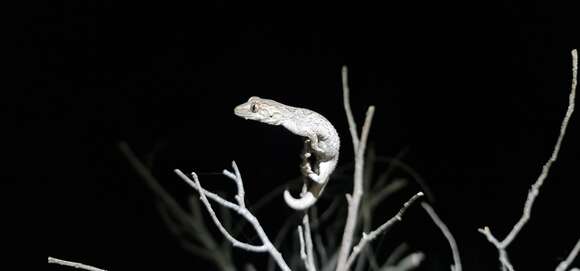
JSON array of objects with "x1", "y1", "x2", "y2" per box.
[
  {"x1": 421, "y1": 202, "x2": 462, "y2": 271},
  {"x1": 175, "y1": 170, "x2": 239, "y2": 210},
  {"x1": 555, "y1": 237, "x2": 580, "y2": 271},
  {"x1": 176, "y1": 169, "x2": 267, "y2": 252},
  {"x1": 48, "y1": 257, "x2": 106, "y2": 271},
  {"x1": 344, "y1": 192, "x2": 424, "y2": 270},
  {"x1": 303, "y1": 214, "x2": 317, "y2": 271},
  {"x1": 478, "y1": 49, "x2": 577, "y2": 271},
  {"x1": 336, "y1": 103, "x2": 375, "y2": 271},
  {"x1": 174, "y1": 161, "x2": 291, "y2": 271},
  {"x1": 478, "y1": 227, "x2": 514, "y2": 271},
  {"x1": 223, "y1": 161, "x2": 246, "y2": 209},
  {"x1": 335, "y1": 65, "x2": 376, "y2": 271},
  {"x1": 297, "y1": 215, "x2": 317, "y2": 271},
  {"x1": 342, "y1": 65, "x2": 359, "y2": 149},
  {"x1": 298, "y1": 225, "x2": 309, "y2": 269}
]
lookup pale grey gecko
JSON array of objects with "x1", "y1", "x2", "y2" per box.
[{"x1": 234, "y1": 96, "x2": 340, "y2": 210}]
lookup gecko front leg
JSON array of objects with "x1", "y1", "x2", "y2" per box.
[
  {"x1": 306, "y1": 135, "x2": 326, "y2": 155},
  {"x1": 301, "y1": 139, "x2": 322, "y2": 183}
]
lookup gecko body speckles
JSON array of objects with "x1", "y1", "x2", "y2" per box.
[{"x1": 234, "y1": 96, "x2": 340, "y2": 210}]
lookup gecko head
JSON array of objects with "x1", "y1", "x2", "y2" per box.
[{"x1": 234, "y1": 96, "x2": 288, "y2": 125}]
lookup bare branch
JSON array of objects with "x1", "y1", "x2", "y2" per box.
[
  {"x1": 48, "y1": 257, "x2": 106, "y2": 271},
  {"x1": 421, "y1": 202, "x2": 462, "y2": 271},
  {"x1": 344, "y1": 192, "x2": 424, "y2": 270},
  {"x1": 502, "y1": 48, "x2": 577, "y2": 247},
  {"x1": 478, "y1": 49, "x2": 577, "y2": 271},
  {"x1": 555, "y1": 237, "x2": 580, "y2": 271},
  {"x1": 303, "y1": 214, "x2": 317, "y2": 271},
  {"x1": 336, "y1": 105, "x2": 376, "y2": 271},
  {"x1": 175, "y1": 165, "x2": 292, "y2": 271},
  {"x1": 342, "y1": 66, "x2": 360, "y2": 149},
  {"x1": 176, "y1": 170, "x2": 267, "y2": 252},
  {"x1": 175, "y1": 170, "x2": 240, "y2": 212},
  {"x1": 223, "y1": 161, "x2": 246, "y2": 208},
  {"x1": 298, "y1": 225, "x2": 309, "y2": 269}
]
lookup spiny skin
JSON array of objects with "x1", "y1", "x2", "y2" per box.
[{"x1": 234, "y1": 96, "x2": 340, "y2": 210}]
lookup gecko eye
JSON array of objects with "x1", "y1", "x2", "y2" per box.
[{"x1": 250, "y1": 103, "x2": 258, "y2": 113}]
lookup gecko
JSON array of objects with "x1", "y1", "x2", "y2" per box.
[{"x1": 234, "y1": 96, "x2": 340, "y2": 210}]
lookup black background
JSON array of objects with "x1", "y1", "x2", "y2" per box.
[{"x1": 24, "y1": 1, "x2": 580, "y2": 270}]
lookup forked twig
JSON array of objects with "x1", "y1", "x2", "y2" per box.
[
  {"x1": 175, "y1": 161, "x2": 291, "y2": 271},
  {"x1": 344, "y1": 192, "x2": 424, "y2": 270},
  {"x1": 336, "y1": 65, "x2": 377, "y2": 271},
  {"x1": 478, "y1": 49, "x2": 577, "y2": 271}
]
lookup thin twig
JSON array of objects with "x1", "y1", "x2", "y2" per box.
[
  {"x1": 298, "y1": 225, "x2": 309, "y2": 269},
  {"x1": 177, "y1": 170, "x2": 267, "y2": 252},
  {"x1": 421, "y1": 202, "x2": 462, "y2": 271},
  {"x1": 356, "y1": 145, "x2": 378, "y2": 271},
  {"x1": 555, "y1": 237, "x2": 580, "y2": 271},
  {"x1": 478, "y1": 49, "x2": 577, "y2": 271},
  {"x1": 344, "y1": 192, "x2": 424, "y2": 270},
  {"x1": 342, "y1": 65, "x2": 360, "y2": 149},
  {"x1": 175, "y1": 163, "x2": 292, "y2": 271},
  {"x1": 223, "y1": 161, "x2": 246, "y2": 208},
  {"x1": 176, "y1": 170, "x2": 241, "y2": 212},
  {"x1": 48, "y1": 257, "x2": 106, "y2": 271},
  {"x1": 303, "y1": 214, "x2": 317, "y2": 271},
  {"x1": 336, "y1": 105, "x2": 376, "y2": 271}
]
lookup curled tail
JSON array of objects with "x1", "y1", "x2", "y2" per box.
[
  {"x1": 283, "y1": 189, "x2": 317, "y2": 210},
  {"x1": 283, "y1": 181, "x2": 328, "y2": 210},
  {"x1": 284, "y1": 158, "x2": 337, "y2": 210}
]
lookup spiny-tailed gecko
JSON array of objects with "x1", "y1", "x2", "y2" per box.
[{"x1": 234, "y1": 96, "x2": 340, "y2": 210}]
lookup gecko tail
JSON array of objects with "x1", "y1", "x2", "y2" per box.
[{"x1": 283, "y1": 189, "x2": 317, "y2": 210}]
